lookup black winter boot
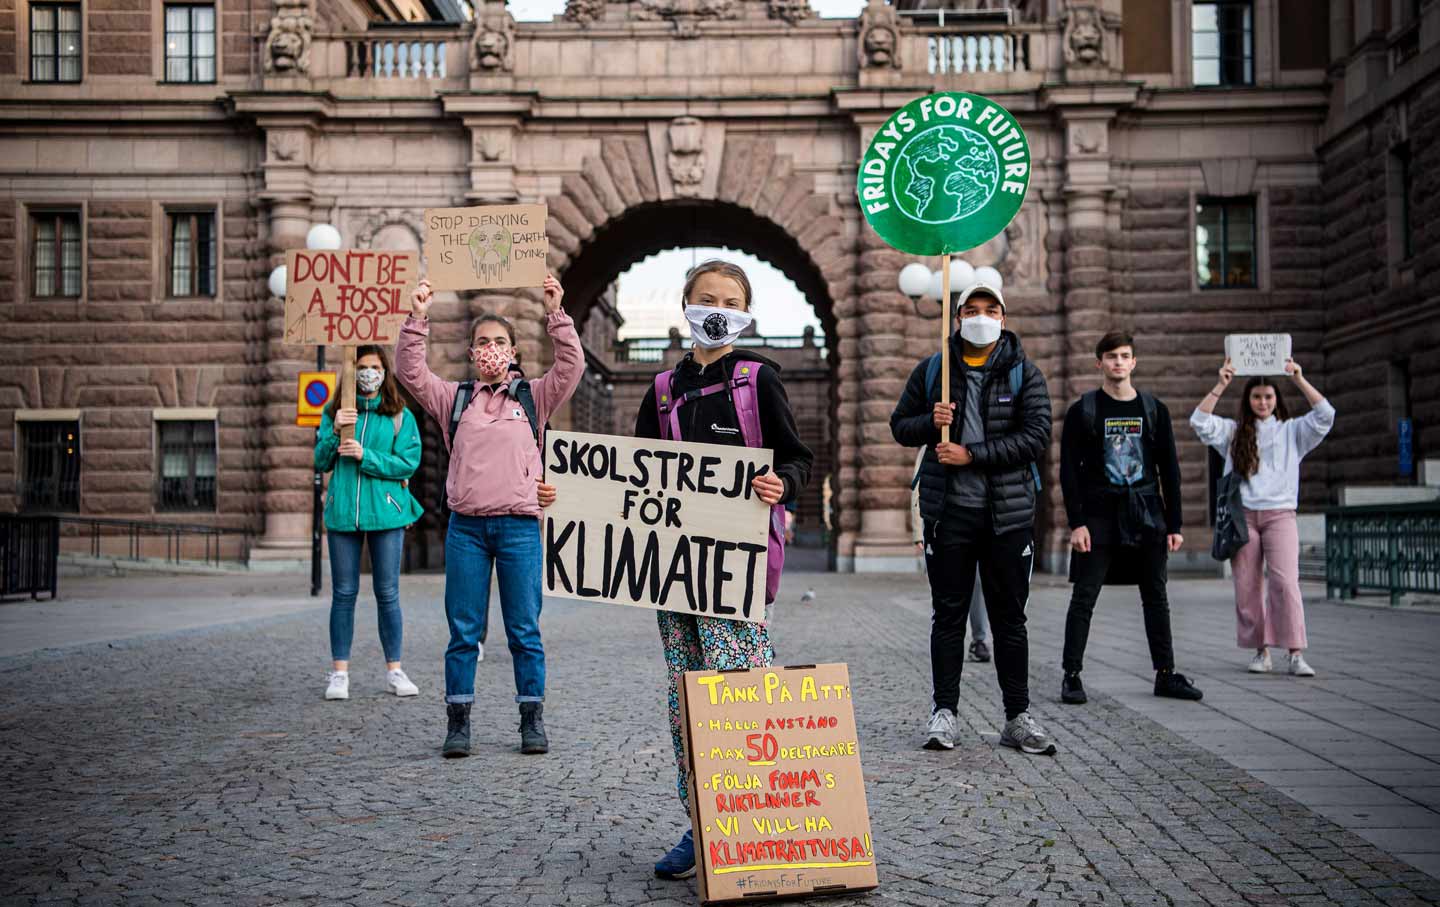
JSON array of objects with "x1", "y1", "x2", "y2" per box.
[
  {"x1": 519, "y1": 702, "x2": 549, "y2": 755},
  {"x1": 442, "y1": 703, "x2": 471, "y2": 758}
]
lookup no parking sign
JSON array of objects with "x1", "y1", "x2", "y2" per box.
[{"x1": 296, "y1": 371, "x2": 337, "y2": 427}]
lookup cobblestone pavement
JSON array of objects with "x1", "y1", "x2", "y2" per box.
[{"x1": 3, "y1": 572, "x2": 1439, "y2": 906}]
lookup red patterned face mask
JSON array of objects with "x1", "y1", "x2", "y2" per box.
[{"x1": 471, "y1": 343, "x2": 512, "y2": 377}]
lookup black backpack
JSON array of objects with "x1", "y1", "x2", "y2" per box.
[{"x1": 446, "y1": 377, "x2": 543, "y2": 451}]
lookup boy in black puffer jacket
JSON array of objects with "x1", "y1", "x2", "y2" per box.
[{"x1": 891, "y1": 278, "x2": 1056, "y2": 757}]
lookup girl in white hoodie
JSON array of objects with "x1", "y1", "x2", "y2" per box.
[{"x1": 1191, "y1": 358, "x2": 1334, "y2": 676}]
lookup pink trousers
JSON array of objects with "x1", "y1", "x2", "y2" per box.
[{"x1": 1231, "y1": 508, "x2": 1308, "y2": 651}]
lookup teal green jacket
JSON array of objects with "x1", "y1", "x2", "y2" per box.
[{"x1": 314, "y1": 394, "x2": 425, "y2": 533}]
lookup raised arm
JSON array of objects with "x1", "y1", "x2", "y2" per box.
[
  {"x1": 528, "y1": 275, "x2": 586, "y2": 423},
  {"x1": 1285, "y1": 359, "x2": 1335, "y2": 456},
  {"x1": 394, "y1": 279, "x2": 459, "y2": 427},
  {"x1": 1190, "y1": 358, "x2": 1237, "y2": 454}
]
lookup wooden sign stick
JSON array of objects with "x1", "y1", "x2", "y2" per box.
[
  {"x1": 939, "y1": 254, "x2": 952, "y2": 408},
  {"x1": 339, "y1": 346, "x2": 357, "y2": 443}
]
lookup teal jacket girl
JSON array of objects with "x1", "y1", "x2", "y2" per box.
[{"x1": 314, "y1": 393, "x2": 425, "y2": 531}]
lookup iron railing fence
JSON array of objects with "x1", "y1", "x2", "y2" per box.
[
  {"x1": 0, "y1": 514, "x2": 59, "y2": 600},
  {"x1": 1326, "y1": 502, "x2": 1440, "y2": 605}
]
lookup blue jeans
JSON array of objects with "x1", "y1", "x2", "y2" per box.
[
  {"x1": 444, "y1": 513, "x2": 545, "y2": 704},
  {"x1": 328, "y1": 527, "x2": 405, "y2": 663}
]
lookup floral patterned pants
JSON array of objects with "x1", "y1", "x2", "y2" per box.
[{"x1": 658, "y1": 610, "x2": 773, "y2": 810}]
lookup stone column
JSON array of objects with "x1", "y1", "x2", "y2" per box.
[
  {"x1": 849, "y1": 223, "x2": 915, "y2": 572},
  {"x1": 250, "y1": 123, "x2": 316, "y2": 567}
]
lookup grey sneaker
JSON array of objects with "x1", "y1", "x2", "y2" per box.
[
  {"x1": 923, "y1": 707, "x2": 957, "y2": 751},
  {"x1": 1000, "y1": 712, "x2": 1057, "y2": 756}
]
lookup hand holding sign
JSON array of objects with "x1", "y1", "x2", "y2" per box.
[{"x1": 411, "y1": 278, "x2": 434, "y2": 319}]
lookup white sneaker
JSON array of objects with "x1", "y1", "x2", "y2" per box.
[
  {"x1": 1248, "y1": 650, "x2": 1272, "y2": 673},
  {"x1": 478, "y1": 641, "x2": 485, "y2": 663},
  {"x1": 923, "y1": 708, "x2": 957, "y2": 751},
  {"x1": 325, "y1": 671, "x2": 349, "y2": 700},
  {"x1": 387, "y1": 668, "x2": 419, "y2": 697},
  {"x1": 1288, "y1": 653, "x2": 1316, "y2": 677}
]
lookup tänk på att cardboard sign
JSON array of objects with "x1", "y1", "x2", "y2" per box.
[{"x1": 680, "y1": 663, "x2": 878, "y2": 904}]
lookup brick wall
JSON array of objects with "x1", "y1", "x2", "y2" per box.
[
  {"x1": 1320, "y1": 73, "x2": 1440, "y2": 489},
  {"x1": 88, "y1": 0, "x2": 151, "y2": 76},
  {"x1": 0, "y1": 0, "x2": 15, "y2": 77},
  {"x1": 222, "y1": 0, "x2": 266, "y2": 80}
]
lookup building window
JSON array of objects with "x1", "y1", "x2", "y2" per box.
[
  {"x1": 1195, "y1": 197, "x2": 1257, "y2": 289},
  {"x1": 164, "y1": 4, "x2": 216, "y2": 83},
  {"x1": 30, "y1": 2, "x2": 82, "y2": 82},
  {"x1": 168, "y1": 211, "x2": 217, "y2": 297},
  {"x1": 31, "y1": 211, "x2": 82, "y2": 298},
  {"x1": 20, "y1": 421, "x2": 81, "y2": 512},
  {"x1": 157, "y1": 420, "x2": 217, "y2": 511},
  {"x1": 1193, "y1": 1, "x2": 1253, "y2": 86}
]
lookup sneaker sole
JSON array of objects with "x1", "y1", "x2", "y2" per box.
[
  {"x1": 922, "y1": 737, "x2": 954, "y2": 751},
  {"x1": 388, "y1": 686, "x2": 419, "y2": 697},
  {"x1": 325, "y1": 691, "x2": 348, "y2": 700},
  {"x1": 655, "y1": 866, "x2": 697, "y2": 880},
  {"x1": 1155, "y1": 691, "x2": 1204, "y2": 701},
  {"x1": 1000, "y1": 737, "x2": 1057, "y2": 756}
]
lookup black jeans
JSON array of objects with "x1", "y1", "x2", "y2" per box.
[
  {"x1": 924, "y1": 506, "x2": 1033, "y2": 721},
  {"x1": 1062, "y1": 541, "x2": 1175, "y2": 675}
]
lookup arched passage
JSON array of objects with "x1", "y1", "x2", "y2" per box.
[{"x1": 555, "y1": 199, "x2": 843, "y2": 568}]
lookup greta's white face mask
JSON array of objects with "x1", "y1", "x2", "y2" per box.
[
  {"x1": 356, "y1": 367, "x2": 385, "y2": 394},
  {"x1": 684, "y1": 305, "x2": 754, "y2": 349},
  {"x1": 959, "y1": 314, "x2": 1003, "y2": 346}
]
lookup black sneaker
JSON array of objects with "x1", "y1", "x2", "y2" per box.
[
  {"x1": 1155, "y1": 670, "x2": 1203, "y2": 701},
  {"x1": 969, "y1": 638, "x2": 991, "y2": 662},
  {"x1": 1060, "y1": 673, "x2": 1087, "y2": 704},
  {"x1": 519, "y1": 702, "x2": 549, "y2": 754},
  {"x1": 442, "y1": 703, "x2": 471, "y2": 758}
]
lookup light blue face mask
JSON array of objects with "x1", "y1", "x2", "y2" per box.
[{"x1": 356, "y1": 367, "x2": 385, "y2": 394}]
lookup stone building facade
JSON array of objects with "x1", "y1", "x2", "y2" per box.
[{"x1": 2, "y1": 0, "x2": 1436, "y2": 572}]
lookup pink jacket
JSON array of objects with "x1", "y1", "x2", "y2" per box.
[{"x1": 395, "y1": 311, "x2": 584, "y2": 518}]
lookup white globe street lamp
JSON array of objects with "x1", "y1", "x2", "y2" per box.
[
  {"x1": 306, "y1": 223, "x2": 342, "y2": 251},
  {"x1": 897, "y1": 262, "x2": 931, "y2": 299},
  {"x1": 267, "y1": 265, "x2": 287, "y2": 299}
]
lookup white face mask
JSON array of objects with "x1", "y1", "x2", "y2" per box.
[
  {"x1": 959, "y1": 314, "x2": 1003, "y2": 347},
  {"x1": 684, "y1": 305, "x2": 754, "y2": 350},
  {"x1": 356, "y1": 367, "x2": 385, "y2": 394}
]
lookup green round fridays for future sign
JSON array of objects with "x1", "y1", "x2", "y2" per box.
[{"x1": 858, "y1": 91, "x2": 1031, "y2": 256}]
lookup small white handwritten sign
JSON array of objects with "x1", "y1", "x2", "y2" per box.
[{"x1": 1225, "y1": 334, "x2": 1291, "y2": 376}]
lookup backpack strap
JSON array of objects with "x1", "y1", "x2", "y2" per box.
[
  {"x1": 1009, "y1": 361, "x2": 1043, "y2": 493},
  {"x1": 1081, "y1": 389, "x2": 1100, "y2": 438},
  {"x1": 447, "y1": 380, "x2": 476, "y2": 452},
  {"x1": 923, "y1": 352, "x2": 943, "y2": 404},
  {"x1": 508, "y1": 377, "x2": 542, "y2": 444},
  {"x1": 1139, "y1": 391, "x2": 1159, "y2": 445},
  {"x1": 654, "y1": 369, "x2": 677, "y2": 441},
  {"x1": 729, "y1": 361, "x2": 764, "y2": 449}
]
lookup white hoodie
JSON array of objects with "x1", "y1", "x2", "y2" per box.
[{"x1": 1189, "y1": 400, "x2": 1336, "y2": 512}]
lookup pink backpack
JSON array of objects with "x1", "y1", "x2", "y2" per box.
[{"x1": 654, "y1": 360, "x2": 786, "y2": 606}]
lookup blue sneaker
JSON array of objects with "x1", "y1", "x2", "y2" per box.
[{"x1": 654, "y1": 829, "x2": 696, "y2": 879}]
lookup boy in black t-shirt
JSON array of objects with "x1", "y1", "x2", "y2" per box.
[{"x1": 1058, "y1": 331, "x2": 1203, "y2": 704}]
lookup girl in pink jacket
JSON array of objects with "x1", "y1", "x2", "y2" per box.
[{"x1": 397, "y1": 274, "x2": 583, "y2": 757}]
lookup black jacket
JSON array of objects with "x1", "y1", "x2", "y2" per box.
[
  {"x1": 634, "y1": 350, "x2": 813, "y2": 505},
  {"x1": 1059, "y1": 390, "x2": 1184, "y2": 542},
  {"x1": 890, "y1": 331, "x2": 1051, "y2": 535}
]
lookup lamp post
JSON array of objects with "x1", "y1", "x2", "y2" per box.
[{"x1": 272, "y1": 224, "x2": 342, "y2": 597}]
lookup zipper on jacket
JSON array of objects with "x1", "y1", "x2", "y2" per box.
[
  {"x1": 386, "y1": 492, "x2": 402, "y2": 513},
  {"x1": 355, "y1": 410, "x2": 370, "y2": 531}
]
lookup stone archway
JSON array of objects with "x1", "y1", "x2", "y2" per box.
[{"x1": 494, "y1": 131, "x2": 866, "y2": 568}]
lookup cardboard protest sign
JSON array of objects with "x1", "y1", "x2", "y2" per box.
[
  {"x1": 680, "y1": 663, "x2": 878, "y2": 904},
  {"x1": 282, "y1": 249, "x2": 417, "y2": 346},
  {"x1": 1225, "y1": 333, "x2": 1292, "y2": 376},
  {"x1": 422, "y1": 204, "x2": 548, "y2": 291},
  {"x1": 542, "y1": 430, "x2": 772, "y2": 623}
]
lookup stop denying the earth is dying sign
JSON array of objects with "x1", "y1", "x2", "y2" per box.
[{"x1": 858, "y1": 91, "x2": 1031, "y2": 255}]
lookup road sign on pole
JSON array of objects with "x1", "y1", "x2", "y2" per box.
[{"x1": 297, "y1": 371, "x2": 337, "y2": 428}]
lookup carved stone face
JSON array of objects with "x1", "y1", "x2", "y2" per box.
[
  {"x1": 269, "y1": 16, "x2": 304, "y2": 69},
  {"x1": 476, "y1": 30, "x2": 508, "y2": 69},
  {"x1": 864, "y1": 25, "x2": 896, "y2": 65},
  {"x1": 1069, "y1": 14, "x2": 1103, "y2": 64}
]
